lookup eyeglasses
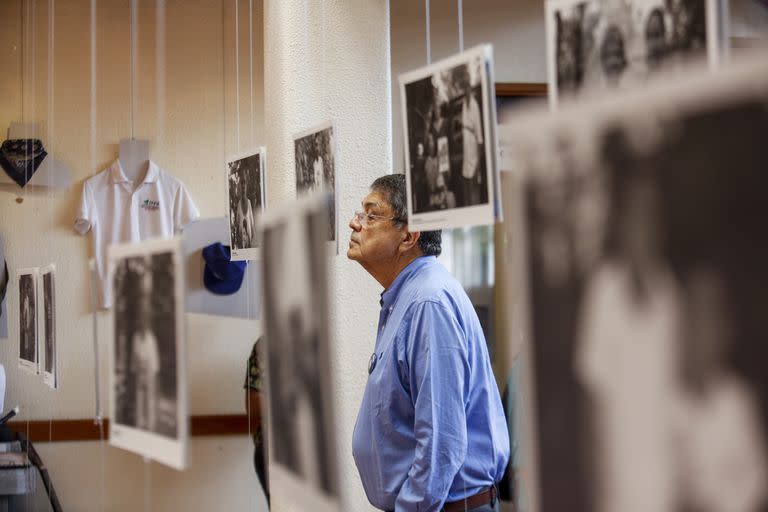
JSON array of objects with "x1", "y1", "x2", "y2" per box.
[{"x1": 351, "y1": 211, "x2": 405, "y2": 228}]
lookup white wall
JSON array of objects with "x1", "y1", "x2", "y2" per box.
[
  {"x1": 262, "y1": 1, "x2": 390, "y2": 511},
  {"x1": 0, "y1": 0, "x2": 266, "y2": 510},
  {"x1": 390, "y1": 0, "x2": 547, "y2": 172}
]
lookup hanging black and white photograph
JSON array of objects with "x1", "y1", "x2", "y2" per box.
[
  {"x1": 40, "y1": 264, "x2": 57, "y2": 389},
  {"x1": 545, "y1": 0, "x2": 724, "y2": 107},
  {"x1": 400, "y1": 44, "x2": 500, "y2": 231},
  {"x1": 17, "y1": 267, "x2": 38, "y2": 374},
  {"x1": 294, "y1": 122, "x2": 336, "y2": 243},
  {"x1": 108, "y1": 238, "x2": 188, "y2": 470},
  {"x1": 227, "y1": 148, "x2": 266, "y2": 261},
  {"x1": 502, "y1": 56, "x2": 768, "y2": 512},
  {"x1": 259, "y1": 194, "x2": 339, "y2": 512}
]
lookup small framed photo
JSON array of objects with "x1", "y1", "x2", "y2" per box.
[
  {"x1": 108, "y1": 238, "x2": 188, "y2": 470},
  {"x1": 40, "y1": 264, "x2": 58, "y2": 389},
  {"x1": 293, "y1": 121, "x2": 337, "y2": 244},
  {"x1": 400, "y1": 44, "x2": 500, "y2": 231},
  {"x1": 17, "y1": 267, "x2": 38, "y2": 374},
  {"x1": 227, "y1": 148, "x2": 266, "y2": 261},
  {"x1": 259, "y1": 194, "x2": 340, "y2": 512}
]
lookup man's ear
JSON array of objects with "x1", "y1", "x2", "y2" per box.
[{"x1": 399, "y1": 229, "x2": 421, "y2": 253}]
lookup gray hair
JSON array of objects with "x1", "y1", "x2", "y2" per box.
[{"x1": 370, "y1": 174, "x2": 442, "y2": 257}]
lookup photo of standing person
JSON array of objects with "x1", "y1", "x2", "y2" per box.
[
  {"x1": 294, "y1": 122, "x2": 336, "y2": 242},
  {"x1": 400, "y1": 44, "x2": 498, "y2": 231},
  {"x1": 109, "y1": 239, "x2": 188, "y2": 470},
  {"x1": 17, "y1": 268, "x2": 38, "y2": 373},
  {"x1": 227, "y1": 149, "x2": 265, "y2": 261},
  {"x1": 41, "y1": 265, "x2": 57, "y2": 388}
]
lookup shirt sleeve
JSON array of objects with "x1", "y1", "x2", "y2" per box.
[
  {"x1": 174, "y1": 182, "x2": 200, "y2": 232},
  {"x1": 395, "y1": 301, "x2": 469, "y2": 512},
  {"x1": 74, "y1": 180, "x2": 94, "y2": 235}
]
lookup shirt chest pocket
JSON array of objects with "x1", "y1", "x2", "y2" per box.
[{"x1": 369, "y1": 350, "x2": 411, "y2": 437}]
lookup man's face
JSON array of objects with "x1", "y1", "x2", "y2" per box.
[{"x1": 347, "y1": 190, "x2": 404, "y2": 268}]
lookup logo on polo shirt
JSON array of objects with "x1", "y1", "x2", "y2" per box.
[{"x1": 141, "y1": 199, "x2": 160, "y2": 211}]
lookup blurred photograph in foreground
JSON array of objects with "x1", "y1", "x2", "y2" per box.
[
  {"x1": 503, "y1": 56, "x2": 768, "y2": 512},
  {"x1": 260, "y1": 194, "x2": 339, "y2": 512}
]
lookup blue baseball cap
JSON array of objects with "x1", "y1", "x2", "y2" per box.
[{"x1": 202, "y1": 243, "x2": 247, "y2": 295}]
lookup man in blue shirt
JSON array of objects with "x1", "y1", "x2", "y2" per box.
[{"x1": 348, "y1": 174, "x2": 509, "y2": 512}]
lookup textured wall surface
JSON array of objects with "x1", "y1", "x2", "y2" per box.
[
  {"x1": 0, "y1": 0, "x2": 265, "y2": 510},
  {"x1": 263, "y1": 1, "x2": 391, "y2": 511}
]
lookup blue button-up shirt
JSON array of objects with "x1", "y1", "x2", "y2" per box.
[{"x1": 352, "y1": 256, "x2": 510, "y2": 512}]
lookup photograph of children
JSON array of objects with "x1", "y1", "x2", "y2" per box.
[
  {"x1": 227, "y1": 148, "x2": 265, "y2": 261},
  {"x1": 41, "y1": 264, "x2": 57, "y2": 389},
  {"x1": 17, "y1": 268, "x2": 38, "y2": 374},
  {"x1": 546, "y1": 0, "x2": 722, "y2": 107},
  {"x1": 504, "y1": 57, "x2": 768, "y2": 512},
  {"x1": 400, "y1": 44, "x2": 499, "y2": 231},
  {"x1": 294, "y1": 122, "x2": 336, "y2": 242},
  {"x1": 109, "y1": 239, "x2": 188, "y2": 470},
  {"x1": 259, "y1": 195, "x2": 339, "y2": 512}
]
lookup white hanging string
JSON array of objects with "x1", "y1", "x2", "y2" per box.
[
  {"x1": 457, "y1": 0, "x2": 464, "y2": 52},
  {"x1": 19, "y1": 0, "x2": 24, "y2": 124},
  {"x1": 234, "y1": 0, "x2": 240, "y2": 151},
  {"x1": 31, "y1": 0, "x2": 36, "y2": 132},
  {"x1": 47, "y1": 0, "x2": 54, "y2": 188},
  {"x1": 156, "y1": 0, "x2": 166, "y2": 145},
  {"x1": 222, "y1": 1, "x2": 226, "y2": 170},
  {"x1": 130, "y1": 0, "x2": 138, "y2": 139},
  {"x1": 425, "y1": 0, "x2": 431, "y2": 65},
  {"x1": 87, "y1": 3, "x2": 107, "y2": 509},
  {"x1": 89, "y1": 0, "x2": 96, "y2": 180},
  {"x1": 47, "y1": 0, "x2": 55, "y2": 443},
  {"x1": 25, "y1": 0, "x2": 36, "y2": 199},
  {"x1": 249, "y1": 0, "x2": 254, "y2": 144}
]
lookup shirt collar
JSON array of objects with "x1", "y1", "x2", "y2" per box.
[
  {"x1": 379, "y1": 256, "x2": 435, "y2": 309},
  {"x1": 109, "y1": 159, "x2": 159, "y2": 184}
]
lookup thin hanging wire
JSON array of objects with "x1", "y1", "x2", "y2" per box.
[
  {"x1": 457, "y1": 0, "x2": 464, "y2": 52},
  {"x1": 222, "y1": 0, "x2": 227, "y2": 210},
  {"x1": 19, "y1": 0, "x2": 24, "y2": 124},
  {"x1": 425, "y1": 0, "x2": 431, "y2": 65},
  {"x1": 47, "y1": 0, "x2": 54, "y2": 441},
  {"x1": 249, "y1": 0, "x2": 254, "y2": 144},
  {"x1": 47, "y1": 0, "x2": 54, "y2": 189},
  {"x1": 234, "y1": 0, "x2": 240, "y2": 151},
  {"x1": 130, "y1": 0, "x2": 138, "y2": 140},
  {"x1": 156, "y1": 0, "x2": 166, "y2": 146},
  {"x1": 89, "y1": 0, "x2": 96, "y2": 179}
]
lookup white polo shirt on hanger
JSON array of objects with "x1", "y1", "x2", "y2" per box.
[{"x1": 75, "y1": 159, "x2": 199, "y2": 308}]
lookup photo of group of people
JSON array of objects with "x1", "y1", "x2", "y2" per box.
[
  {"x1": 17, "y1": 268, "x2": 38, "y2": 373},
  {"x1": 260, "y1": 196, "x2": 339, "y2": 512},
  {"x1": 109, "y1": 239, "x2": 187, "y2": 470},
  {"x1": 294, "y1": 123, "x2": 336, "y2": 242},
  {"x1": 227, "y1": 149, "x2": 265, "y2": 260},
  {"x1": 400, "y1": 45, "x2": 499, "y2": 231},
  {"x1": 547, "y1": 0, "x2": 721, "y2": 106},
  {"x1": 505, "y1": 59, "x2": 768, "y2": 512}
]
